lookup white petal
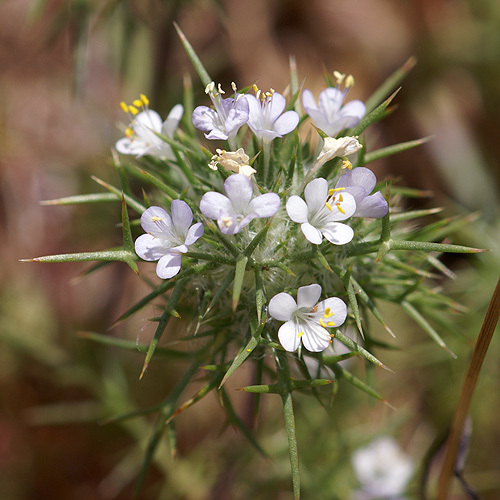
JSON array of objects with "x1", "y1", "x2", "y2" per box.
[
  {"x1": 331, "y1": 191, "x2": 357, "y2": 221},
  {"x1": 304, "y1": 178, "x2": 328, "y2": 215},
  {"x1": 192, "y1": 106, "x2": 217, "y2": 132},
  {"x1": 249, "y1": 193, "x2": 280, "y2": 218},
  {"x1": 336, "y1": 167, "x2": 376, "y2": 194},
  {"x1": 318, "y1": 88, "x2": 344, "y2": 117},
  {"x1": 301, "y1": 222, "x2": 323, "y2": 245},
  {"x1": 268, "y1": 292, "x2": 297, "y2": 321},
  {"x1": 115, "y1": 137, "x2": 147, "y2": 156},
  {"x1": 316, "y1": 297, "x2": 347, "y2": 327},
  {"x1": 278, "y1": 321, "x2": 302, "y2": 352},
  {"x1": 156, "y1": 253, "x2": 182, "y2": 279},
  {"x1": 339, "y1": 100, "x2": 366, "y2": 121},
  {"x1": 286, "y1": 196, "x2": 309, "y2": 223},
  {"x1": 200, "y1": 192, "x2": 233, "y2": 220},
  {"x1": 134, "y1": 110, "x2": 162, "y2": 135},
  {"x1": 321, "y1": 222, "x2": 354, "y2": 245},
  {"x1": 297, "y1": 284, "x2": 322, "y2": 309},
  {"x1": 171, "y1": 200, "x2": 193, "y2": 236},
  {"x1": 301, "y1": 323, "x2": 331, "y2": 352},
  {"x1": 162, "y1": 104, "x2": 184, "y2": 137},
  {"x1": 224, "y1": 174, "x2": 253, "y2": 206},
  {"x1": 185, "y1": 222, "x2": 204, "y2": 245},
  {"x1": 272, "y1": 110, "x2": 299, "y2": 136},
  {"x1": 140, "y1": 206, "x2": 172, "y2": 237},
  {"x1": 267, "y1": 92, "x2": 286, "y2": 122},
  {"x1": 301, "y1": 89, "x2": 317, "y2": 112},
  {"x1": 355, "y1": 192, "x2": 388, "y2": 218},
  {"x1": 135, "y1": 233, "x2": 169, "y2": 261}
]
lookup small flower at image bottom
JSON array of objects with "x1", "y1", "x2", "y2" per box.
[{"x1": 268, "y1": 284, "x2": 347, "y2": 352}]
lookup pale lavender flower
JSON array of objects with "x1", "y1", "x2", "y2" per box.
[
  {"x1": 192, "y1": 82, "x2": 249, "y2": 146},
  {"x1": 246, "y1": 88, "x2": 299, "y2": 142},
  {"x1": 116, "y1": 102, "x2": 183, "y2": 160},
  {"x1": 352, "y1": 436, "x2": 414, "y2": 500},
  {"x1": 335, "y1": 167, "x2": 388, "y2": 218},
  {"x1": 286, "y1": 177, "x2": 356, "y2": 245},
  {"x1": 268, "y1": 284, "x2": 347, "y2": 352},
  {"x1": 200, "y1": 174, "x2": 280, "y2": 235},
  {"x1": 302, "y1": 81, "x2": 365, "y2": 137},
  {"x1": 135, "y1": 202, "x2": 204, "y2": 279}
]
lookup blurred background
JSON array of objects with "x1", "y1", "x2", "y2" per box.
[{"x1": 1, "y1": 0, "x2": 499, "y2": 498}]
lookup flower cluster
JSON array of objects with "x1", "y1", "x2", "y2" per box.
[{"x1": 115, "y1": 82, "x2": 388, "y2": 354}]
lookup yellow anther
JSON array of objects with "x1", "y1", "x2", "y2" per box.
[
  {"x1": 217, "y1": 83, "x2": 225, "y2": 94},
  {"x1": 221, "y1": 216, "x2": 233, "y2": 228},
  {"x1": 345, "y1": 74, "x2": 355, "y2": 88},
  {"x1": 327, "y1": 321, "x2": 336, "y2": 327},
  {"x1": 333, "y1": 70, "x2": 345, "y2": 85},
  {"x1": 246, "y1": 349, "x2": 251, "y2": 352},
  {"x1": 129, "y1": 105, "x2": 139, "y2": 115},
  {"x1": 231, "y1": 82, "x2": 237, "y2": 92},
  {"x1": 336, "y1": 203, "x2": 346, "y2": 215},
  {"x1": 120, "y1": 101, "x2": 128, "y2": 113},
  {"x1": 338, "y1": 194, "x2": 343, "y2": 202},
  {"x1": 297, "y1": 331, "x2": 304, "y2": 338},
  {"x1": 125, "y1": 127, "x2": 134, "y2": 137},
  {"x1": 342, "y1": 159, "x2": 352, "y2": 170},
  {"x1": 252, "y1": 84, "x2": 259, "y2": 93},
  {"x1": 133, "y1": 99, "x2": 142, "y2": 108},
  {"x1": 140, "y1": 93, "x2": 149, "y2": 106},
  {"x1": 319, "y1": 318, "x2": 327, "y2": 328},
  {"x1": 330, "y1": 334, "x2": 335, "y2": 338},
  {"x1": 205, "y1": 82, "x2": 215, "y2": 94},
  {"x1": 328, "y1": 188, "x2": 334, "y2": 196},
  {"x1": 270, "y1": 88, "x2": 275, "y2": 94},
  {"x1": 256, "y1": 89, "x2": 261, "y2": 100},
  {"x1": 325, "y1": 201, "x2": 333, "y2": 211},
  {"x1": 323, "y1": 309, "x2": 334, "y2": 318},
  {"x1": 151, "y1": 216, "x2": 162, "y2": 222},
  {"x1": 333, "y1": 187, "x2": 345, "y2": 192}
]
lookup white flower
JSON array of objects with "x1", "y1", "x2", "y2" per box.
[
  {"x1": 268, "y1": 284, "x2": 347, "y2": 352},
  {"x1": 246, "y1": 88, "x2": 299, "y2": 142},
  {"x1": 200, "y1": 174, "x2": 280, "y2": 235},
  {"x1": 116, "y1": 97, "x2": 183, "y2": 159},
  {"x1": 209, "y1": 148, "x2": 256, "y2": 177},
  {"x1": 352, "y1": 436, "x2": 414, "y2": 500},
  {"x1": 316, "y1": 136, "x2": 362, "y2": 168},
  {"x1": 135, "y1": 202, "x2": 204, "y2": 279},
  {"x1": 286, "y1": 177, "x2": 356, "y2": 245}
]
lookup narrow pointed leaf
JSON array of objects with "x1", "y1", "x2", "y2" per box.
[
  {"x1": 121, "y1": 196, "x2": 135, "y2": 253},
  {"x1": 220, "y1": 333, "x2": 260, "y2": 389},
  {"x1": 390, "y1": 239, "x2": 485, "y2": 254},
  {"x1": 363, "y1": 136, "x2": 432, "y2": 164},
  {"x1": 40, "y1": 193, "x2": 119, "y2": 205},
  {"x1": 22, "y1": 249, "x2": 137, "y2": 264},
  {"x1": 91, "y1": 176, "x2": 146, "y2": 214},
  {"x1": 232, "y1": 255, "x2": 248, "y2": 311}
]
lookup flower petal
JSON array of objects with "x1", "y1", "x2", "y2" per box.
[
  {"x1": 162, "y1": 104, "x2": 184, "y2": 137},
  {"x1": 301, "y1": 89, "x2": 317, "y2": 112},
  {"x1": 321, "y1": 222, "x2": 354, "y2": 245},
  {"x1": 338, "y1": 99, "x2": 366, "y2": 122},
  {"x1": 134, "y1": 110, "x2": 162, "y2": 135},
  {"x1": 297, "y1": 284, "x2": 322, "y2": 309},
  {"x1": 192, "y1": 106, "x2": 216, "y2": 132},
  {"x1": 171, "y1": 200, "x2": 193, "y2": 237},
  {"x1": 336, "y1": 167, "x2": 376, "y2": 194},
  {"x1": 115, "y1": 137, "x2": 147, "y2": 156},
  {"x1": 332, "y1": 191, "x2": 357, "y2": 221},
  {"x1": 156, "y1": 253, "x2": 182, "y2": 279},
  {"x1": 304, "y1": 177, "x2": 328, "y2": 215},
  {"x1": 286, "y1": 196, "x2": 309, "y2": 223},
  {"x1": 318, "y1": 88, "x2": 344, "y2": 117},
  {"x1": 268, "y1": 292, "x2": 297, "y2": 321},
  {"x1": 316, "y1": 297, "x2": 347, "y2": 327},
  {"x1": 278, "y1": 321, "x2": 302, "y2": 352},
  {"x1": 224, "y1": 174, "x2": 253, "y2": 206},
  {"x1": 301, "y1": 323, "x2": 331, "y2": 352},
  {"x1": 135, "y1": 233, "x2": 169, "y2": 261},
  {"x1": 200, "y1": 192, "x2": 233, "y2": 220},
  {"x1": 272, "y1": 110, "x2": 299, "y2": 136},
  {"x1": 267, "y1": 92, "x2": 286, "y2": 122},
  {"x1": 249, "y1": 193, "x2": 280, "y2": 218},
  {"x1": 185, "y1": 222, "x2": 204, "y2": 245},
  {"x1": 355, "y1": 192, "x2": 388, "y2": 218},
  {"x1": 140, "y1": 206, "x2": 172, "y2": 237},
  {"x1": 301, "y1": 222, "x2": 323, "y2": 245}
]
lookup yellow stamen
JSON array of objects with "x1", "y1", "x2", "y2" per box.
[
  {"x1": 330, "y1": 334, "x2": 335, "y2": 338},
  {"x1": 327, "y1": 321, "x2": 336, "y2": 327},
  {"x1": 140, "y1": 93, "x2": 149, "y2": 106},
  {"x1": 338, "y1": 194, "x2": 343, "y2": 202},
  {"x1": 297, "y1": 331, "x2": 304, "y2": 338},
  {"x1": 205, "y1": 82, "x2": 215, "y2": 94},
  {"x1": 336, "y1": 203, "x2": 346, "y2": 215},
  {"x1": 221, "y1": 216, "x2": 233, "y2": 228},
  {"x1": 231, "y1": 82, "x2": 237, "y2": 92},
  {"x1": 328, "y1": 188, "x2": 334, "y2": 196},
  {"x1": 151, "y1": 216, "x2": 162, "y2": 222},
  {"x1": 333, "y1": 187, "x2": 345, "y2": 192},
  {"x1": 333, "y1": 70, "x2": 345, "y2": 86},
  {"x1": 252, "y1": 84, "x2": 259, "y2": 93},
  {"x1": 133, "y1": 99, "x2": 142, "y2": 108},
  {"x1": 120, "y1": 101, "x2": 128, "y2": 113},
  {"x1": 342, "y1": 159, "x2": 352, "y2": 170},
  {"x1": 319, "y1": 318, "x2": 327, "y2": 327},
  {"x1": 217, "y1": 83, "x2": 225, "y2": 94},
  {"x1": 325, "y1": 201, "x2": 333, "y2": 211},
  {"x1": 129, "y1": 105, "x2": 139, "y2": 115},
  {"x1": 323, "y1": 309, "x2": 334, "y2": 318},
  {"x1": 125, "y1": 127, "x2": 134, "y2": 138},
  {"x1": 345, "y1": 74, "x2": 355, "y2": 88}
]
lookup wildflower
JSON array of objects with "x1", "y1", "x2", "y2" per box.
[
  {"x1": 200, "y1": 174, "x2": 280, "y2": 235},
  {"x1": 352, "y1": 436, "x2": 414, "y2": 500},
  {"x1": 192, "y1": 82, "x2": 249, "y2": 147},
  {"x1": 116, "y1": 95, "x2": 183, "y2": 159},
  {"x1": 316, "y1": 136, "x2": 362, "y2": 169},
  {"x1": 286, "y1": 177, "x2": 356, "y2": 245},
  {"x1": 335, "y1": 167, "x2": 388, "y2": 218},
  {"x1": 209, "y1": 148, "x2": 256, "y2": 177},
  {"x1": 302, "y1": 73, "x2": 365, "y2": 137},
  {"x1": 246, "y1": 86, "x2": 299, "y2": 142},
  {"x1": 135, "y1": 202, "x2": 204, "y2": 279},
  {"x1": 268, "y1": 284, "x2": 347, "y2": 352}
]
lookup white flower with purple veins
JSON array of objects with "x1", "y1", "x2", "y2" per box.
[
  {"x1": 335, "y1": 167, "x2": 388, "y2": 218},
  {"x1": 246, "y1": 87, "x2": 299, "y2": 142},
  {"x1": 352, "y1": 436, "x2": 414, "y2": 500},
  {"x1": 302, "y1": 73, "x2": 365, "y2": 137},
  {"x1": 200, "y1": 174, "x2": 280, "y2": 235},
  {"x1": 135, "y1": 202, "x2": 204, "y2": 279},
  {"x1": 192, "y1": 82, "x2": 249, "y2": 147},
  {"x1": 116, "y1": 95, "x2": 183, "y2": 159},
  {"x1": 286, "y1": 178, "x2": 356, "y2": 245},
  {"x1": 268, "y1": 284, "x2": 347, "y2": 352}
]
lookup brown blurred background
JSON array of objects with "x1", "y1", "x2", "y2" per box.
[{"x1": 1, "y1": 0, "x2": 500, "y2": 499}]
